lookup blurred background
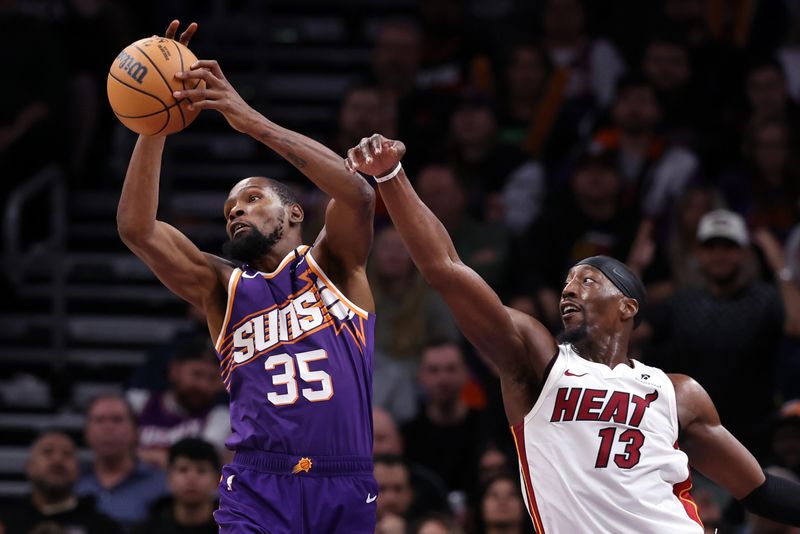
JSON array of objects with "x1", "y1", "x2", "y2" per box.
[{"x1": 1, "y1": 0, "x2": 800, "y2": 533}]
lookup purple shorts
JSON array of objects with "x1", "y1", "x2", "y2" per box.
[{"x1": 214, "y1": 450, "x2": 377, "y2": 534}]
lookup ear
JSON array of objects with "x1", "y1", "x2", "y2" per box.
[
  {"x1": 619, "y1": 297, "x2": 639, "y2": 324},
  {"x1": 289, "y1": 203, "x2": 304, "y2": 224}
]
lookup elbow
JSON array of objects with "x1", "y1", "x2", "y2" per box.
[
  {"x1": 116, "y1": 216, "x2": 149, "y2": 247},
  {"x1": 419, "y1": 261, "x2": 457, "y2": 291},
  {"x1": 355, "y1": 181, "x2": 376, "y2": 211}
]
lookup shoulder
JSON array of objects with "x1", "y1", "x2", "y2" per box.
[{"x1": 667, "y1": 373, "x2": 718, "y2": 430}]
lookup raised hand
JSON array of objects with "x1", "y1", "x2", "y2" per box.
[
  {"x1": 164, "y1": 19, "x2": 198, "y2": 46},
  {"x1": 172, "y1": 60, "x2": 259, "y2": 134},
  {"x1": 343, "y1": 134, "x2": 406, "y2": 177}
]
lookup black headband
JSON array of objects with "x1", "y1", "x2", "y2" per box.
[{"x1": 575, "y1": 255, "x2": 647, "y2": 328}]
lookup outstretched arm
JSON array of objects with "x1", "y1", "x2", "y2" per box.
[
  {"x1": 673, "y1": 374, "x2": 800, "y2": 526},
  {"x1": 172, "y1": 61, "x2": 375, "y2": 274},
  {"x1": 345, "y1": 135, "x2": 556, "y2": 383},
  {"x1": 117, "y1": 22, "x2": 231, "y2": 338}
]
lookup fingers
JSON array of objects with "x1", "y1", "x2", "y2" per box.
[
  {"x1": 164, "y1": 19, "x2": 179, "y2": 40},
  {"x1": 190, "y1": 59, "x2": 225, "y2": 80},
  {"x1": 175, "y1": 67, "x2": 223, "y2": 87},
  {"x1": 359, "y1": 137, "x2": 374, "y2": 165},
  {"x1": 345, "y1": 147, "x2": 364, "y2": 174},
  {"x1": 369, "y1": 133, "x2": 383, "y2": 156},
  {"x1": 179, "y1": 22, "x2": 198, "y2": 46},
  {"x1": 173, "y1": 87, "x2": 223, "y2": 104}
]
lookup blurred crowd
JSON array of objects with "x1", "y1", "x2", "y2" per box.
[{"x1": 2, "y1": 0, "x2": 800, "y2": 533}]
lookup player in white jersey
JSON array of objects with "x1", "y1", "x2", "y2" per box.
[{"x1": 344, "y1": 135, "x2": 800, "y2": 533}]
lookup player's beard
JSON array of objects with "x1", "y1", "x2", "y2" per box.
[
  {"x1": 557, "y1": 320, "x2": 589, "y2": 345},
  {"x1": 222, "y1": 217, "x2": 284, "y2": 264}
]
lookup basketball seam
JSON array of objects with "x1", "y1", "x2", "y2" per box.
[
  {"x1": 108, "y1": 72, "x2": 170, "y2": 135},
  {"x1": 171, "y1": 40, "x2": 187, "y2": 128},
  {"x1": 133, "y1": 43, "x2": 178, "y2": 106}
]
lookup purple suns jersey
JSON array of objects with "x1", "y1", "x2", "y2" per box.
[{"x1": 214, "y1": 245, "x2": 375, "y2": 457}]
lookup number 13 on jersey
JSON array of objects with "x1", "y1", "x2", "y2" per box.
[{"x1": 264, "y1": 349, "x2": 334, "y2": 406}]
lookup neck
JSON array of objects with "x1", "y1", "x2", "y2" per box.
[
  {"x1": 427, "y1": 399, "x2": 468, "y2": 425},
  {"x1": 250, "y1": 239, "x2": 302, "y2": 272},
  {"x1": 31, "y1": 490, "x2": 77, "y2": 514},
  {"x1": 95, "y1": 454, "x2": 136, "y2": 488},
  {"x1": 174, "y1": 500, "x2": 214, "y2": 526},
  {"x1": 571, "y1": 332, "x2": 631, "y2": 368}
]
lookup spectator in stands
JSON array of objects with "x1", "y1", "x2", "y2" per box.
[
  {"x1": 333, "y1": 86, "x2": 394, "y2": 158},
  {"x1": 474, "y1": 474, "x2": 529, "y2": 534},
  {"x1": 589, "y1": 75, "x2": 700, "y2": 230},
  {"x1": 645, "y1": 210, "x2": 800, "y2": 457},
  {"x1": 641, "y1": 32, "x2": 708, "y2": 148},
  {"x1": 0, "y1": 432, "x2": 119, "y2": 534},
  {"x1": 127, "y1": 335, "x2": 230, "y2": 469},
  {"x1": 719, "y1": 117, "x2": 800, "y2": 242},
  {"x1": 447, "y1": 89, "x2": 545, "y2": 231},
  {"x1": 374, "y1": 455, "x2": 416, "y2": 534},
  {"x1": 416, "y1": 164, "x2": 511, "y2": 288},
  {"x1": 370, "y1": 20, "x2": 452, "y2": 172},
  {"x1": 496, "y1": 41, "x2": 555, "y2": 152},
  {"x1": 402, "y1": 343, "x2": 483, "y2": 494},
  {"x1": 373, "y1": 408, "x2": 449, "y2": 515},
  {"x1": 744, "y1": 58, "x2": 799, "y2": 128},
  {"x1": 373, "y1": 351, "x2": 419, "y2": 424},
  {"x1": 369, "y1": 226, "x2": 459, "y2": 367},
  {"x1": 76, "y1": 394, "x2": 168, "y2": 529},
  {"x1": 541, "y1": 0, "x2": 626, "y2": 109},
  {"x1": 131, "y1": 438, "x2": 219, "y2": 534}
]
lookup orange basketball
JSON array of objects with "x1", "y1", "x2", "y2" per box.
[{"x1": 107, "y1": 37, "x2": 205, "y2": 136}]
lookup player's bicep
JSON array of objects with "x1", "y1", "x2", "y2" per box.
[
  {"x1": 674, "y1": 375, "x2": 765, "y2": 499},
  {"x1": 436, "y1": 261, "x2": 555, "y2": 377},
  {"x1": 122, "y1": 221, "x2": 224, "y2": 309}
]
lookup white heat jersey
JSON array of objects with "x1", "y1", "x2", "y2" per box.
[{"x1": 512, "y1": 344, "x2": 703, "y2": 534}]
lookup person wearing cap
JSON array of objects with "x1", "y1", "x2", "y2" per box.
[
  {"x1": 345, "y1": 135, "x2": 800, "y2": 532},
  {"x1": 646, "y1": 209, "x2": 800, "y2": 458}
]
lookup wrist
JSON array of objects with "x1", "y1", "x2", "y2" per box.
[
  {"x1": 374, "y1": 162, "x2": 403, "y2": 183},
  {"x1": 244, "y1": 110, "x2": 270, "y2": 138}
]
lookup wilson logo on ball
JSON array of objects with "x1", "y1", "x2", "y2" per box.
[{"x1": 115, "y1": 51, "x2": 148, "y2": 84}]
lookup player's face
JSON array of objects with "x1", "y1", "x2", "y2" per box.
[
  {"x1": 168, "y1": 457, "x2": 218, "y2": 506},
  {"x1": 560, "y1": 266, "x2": 623, "y2": 337},
  {"x1": 481, "y1": 478, "x2": 524, "y2": 527},
  {"x1": 27, "y1": 434, "x2": 79, "y2": 495},
  {"x1": 222, "y1": 179, "x2": 287, "y2": 261},
  {"x1": 85, "y1": 398, "x2": 137, "y2": 458}
]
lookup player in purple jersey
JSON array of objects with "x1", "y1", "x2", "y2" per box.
[{"x1": 117, "y1": 21, "x2": 378, "y2": 533}]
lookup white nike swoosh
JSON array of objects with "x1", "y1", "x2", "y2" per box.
[
  {"x1": 226, "y1": 474, "x2": 235, "y2": 491},
  {"x1": 366, "y1": 493, "x2": 377, "y2": 503}
]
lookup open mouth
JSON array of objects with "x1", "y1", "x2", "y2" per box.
[
  {"x1": 560, "y1": 301, "x2": 581, "y2": 319},
  {"x1": 231, "y1": 222, "x2": 251, "y2": 238}
]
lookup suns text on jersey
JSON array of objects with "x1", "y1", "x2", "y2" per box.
[{"x1": 231, "y1": 289, "x2": 325, "y2": 363}]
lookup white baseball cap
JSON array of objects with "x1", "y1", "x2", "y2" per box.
[{"x1": 697, "y1": 209, "x2": 749, "y2": 246}]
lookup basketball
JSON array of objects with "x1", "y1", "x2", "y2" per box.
[{"x1": 107, "y1": 36, "x2": 205, "y2": 136}]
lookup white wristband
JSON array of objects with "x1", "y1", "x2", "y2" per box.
[{"x1": 374, "y1": 163, "x2": 402, "y2": 183}]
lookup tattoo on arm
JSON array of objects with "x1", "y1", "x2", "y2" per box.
[{"x1": 286, "y1": 152, "x2": 307, "y2": 169}]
